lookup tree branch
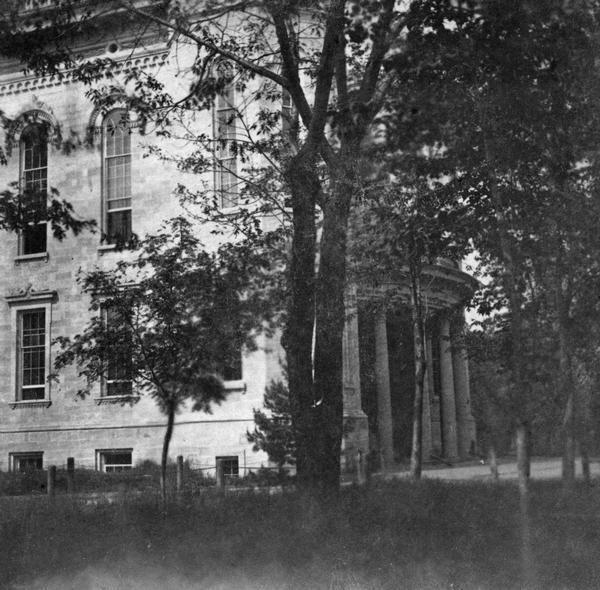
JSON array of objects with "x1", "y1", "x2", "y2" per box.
[
  {"x1": 304, "y1": 0, "x2": 345, "y2": 149},
  {"x1": 266, "y1": 4, "x2": 313, "y2": 129},
  {"x1": 116, "y1": 0, "x2": 289, "y2": 90},
  {"x1": 358, "y1": 0, "x2": 398, "y2": 109}
]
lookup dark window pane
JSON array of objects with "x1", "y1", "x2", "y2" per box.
[
  {"x1": 218, "y1": 456, "x2": 239, "y2": 478},
  {"x1": 104, "y1": 307, "x2": 133, "y2": 396},
  {"x1": 21, "y1": 387, "x2": 45, "y2": 400},
  {"x1": 105, "y1": 452, "x2": 132, "y2": 465},
  {"x1": 22, "y1": 222, "x2": 47, "y2": 254},
  {"x1": 106, "y1": 380, "x2": 133, "y2": 397},
  {"x1": 21, "y1": 124, "x2": 48, "y2": 256},
  {"x1": 106, "y1": 210, "x2": 132, "y2": 244},
  {"x1": 218, "y1": 345, "x2": 242, "y2": 381},
  {"x1": 16, "y1": 454, "x2": 43, "y2": 472},
  {"x1": 102, "y1": 451, "x2": 132, "y2": 472}
]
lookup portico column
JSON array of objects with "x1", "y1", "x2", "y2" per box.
[
  {"x1": 439, "y1": 317, "x2": 459, "y2": 460},
  {"x1": 421, "y1": 337, "x2": 433, "y2": 461},
  {"x1": 375, "y1": 308, "x2": 395, "y2": 470},
  {"x1": 341, "y1": 287, "x2": 370, "y2": 473},
  {"x1": 452, "y1": 313, "x2": 477, "y2": 457},
  {"x1": 427, "y1": 336, "x2": 442, "y2": 455}
]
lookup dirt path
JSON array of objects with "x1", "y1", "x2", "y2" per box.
[{"x1": 413, "y1": 457, "x2": 600, "y2": 481}]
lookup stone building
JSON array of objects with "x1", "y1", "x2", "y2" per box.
[{"x1": 0, "y1": 3, "x2": 476, "y2": 475}]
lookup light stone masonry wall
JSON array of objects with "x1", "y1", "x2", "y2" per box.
[{"x1": 0, "y1": 46, "x2": 277, "y2": 472}]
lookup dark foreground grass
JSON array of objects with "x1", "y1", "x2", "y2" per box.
[{"x1": 1, "y1": 479, "x2": 599, "y2": 589}]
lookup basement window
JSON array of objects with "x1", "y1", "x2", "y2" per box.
[
  {"x1": 97, "y1": 449, "x2": 133, "y2": 472},
  {"x1": 11, "y1": 452, "x2": 43, "y2": 472},
  {"x1": 217, "y1": 456, "x2": 239, "y2": 479}
]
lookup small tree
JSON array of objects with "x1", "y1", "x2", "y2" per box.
[
  {"x1": 247, "y1": 379, "x2": 295, "y2": 473},
  {"x1": 54, "y1": 216, "x2": 275, "y2": 502}
]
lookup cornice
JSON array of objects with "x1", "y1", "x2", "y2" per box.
[
  {"x1": 355, "y1": 262, "x2": 480, "y2": 312},
  {"x1": 0, "y1": 48, "x2": 168, "y2": 99},
  {"x1": 5, "y1": 286, "x2": 57, "y2": 305}
]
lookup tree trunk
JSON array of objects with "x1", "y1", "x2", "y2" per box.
[
  {"x1": 558, "y1": 312, "x2": 576, "y2": 490},
  {"x1": 312, "y1": 175, "x2": 353, "y2": 494},
  {"x1": 580, "y1": 438, "x2": 591, "y2": 485},
  {"x1": 160, "y1": 405, "x2": 175, "y2": 506},
  {"x1": 409, "y1": 258, "x2": 426, "y2": 479},
  {"x1": 516, "y1": 423, "x2": 530, "y2": 497},
  {"x1": 562, "y1": 391, "x2": 576, "y2": 488},
  {"x1": 481, "y1": 114, "x2": 531, "y2": 491},
  {"x1": 516, "y1": 422, "x2": 536, "y2": 588},
  {"x1": 488, "y1": 443, "x2": 499, "y2": 481},
  {"x1": 282, "y1": 152, "x2": 319, "y2": 492},
  {"x1": 284, "y1": 144, "x2": 363, "y2": 496}
]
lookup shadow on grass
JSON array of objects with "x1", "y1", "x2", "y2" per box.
[{"x1": 1, "y1": 479, "x2": 599, "y2": 589}]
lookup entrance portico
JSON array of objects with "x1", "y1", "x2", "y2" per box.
[{"x1": 341, "y1": 261, "x2": 478, "y2": 471}]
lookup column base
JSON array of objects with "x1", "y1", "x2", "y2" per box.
[{"x1": 341, "y1": 411, "x2": 370, "y2": 475}]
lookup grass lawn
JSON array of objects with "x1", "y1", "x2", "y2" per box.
[{"x1": 1, "y1": 479, "x2": 599, "y2": 589}]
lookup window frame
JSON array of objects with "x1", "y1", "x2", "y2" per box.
[
  {"x1": 18, "y1": 308, "x2": 47, "y2": 401},
  {"x1": 216, "y1": 455, "x2": 239, "y2": 480},
  {"x1": 281, "y1": 88, "x2": 294, "y2": 137},
  {"x1": 102, "y1": 108, "x2": 133, "y2": 245},
  {"x1": 6, "y1": 291, "x2": 55, "y2": 408},
  {"x1": 19, "y1": 123, "x2": 48, "y2": 257},
  {"x1": 213, "y1": 71, "x2": 240, "y2": 210},
  {"x1": 96, "y1": 448, "x2": 133, "y2": 472},
  {"x1": 10, "y1": 451, "x2": 44, "y2": 472},
  {"x1": 100, "y1": 305, "x2": 134, "y2": 399}
]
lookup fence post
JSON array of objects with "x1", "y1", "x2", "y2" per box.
[
  {"x1": 356, "y1": 449, "x2": 366, "y2": 485},
  {"x1": 66, "y1": 457, "x2": 75, "y2": 493},
  {"x1": 216, "y1": 458, "x2": 225, "y2": 492},
  {"x1": 47, "y1": 465, "x2": 56, "y2": 497},
  {"x1": 176, "y1": 455, "x2": 184, "y2": 494}
]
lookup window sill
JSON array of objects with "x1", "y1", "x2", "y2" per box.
[
  {"x1": 14, "y1": 252, "x2": 49, "y2": 265},
  {"x1": 224, "y1": 380, "x2": 246, "y2": 393},
  {"x1": 10, "y1": 400, "x2": 52, "y2": 409},
  {"x1": 214, "y1": 205, "x2": 242, "y2": 219},
  {"x1": 94, "y1": 395, "x2": 141, "y2": 405},
  {"x1": 97, "y1": 244, "x2": 117, "y2": 254}
]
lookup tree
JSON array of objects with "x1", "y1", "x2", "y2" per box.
[
  {"x1": 386, "y1": 0, "x2": 600, "y2": 493},
  {"x1": 247, "y1": 379, "x2": 295, "y2": 472},
  {"x1": 2, "y1": 0, "x2": 410, "y2": 494},
  {"x1": 350, "y1": 178, "x2": 472, "y2": 477},
  {"x1": 53, "y1": 217, "x2": 275, "y2": 501}
]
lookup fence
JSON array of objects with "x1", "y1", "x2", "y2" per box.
[
  {"x1": 0, "y1": 456, "x2": 295, "y2": 498},
  {"x1": 0, "y1": 449, "x2": 368, "y2": 498}
]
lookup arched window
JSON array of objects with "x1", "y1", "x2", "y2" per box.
[
  {"x1": 20, "y1": 124, "x2": 48, "y2": 255},
  {"x1": 103, "y1": 109, "x2": 132, "y2": 243},
  {"x1": 214, "y1": 62, "x2": 239, "y2": 209}
]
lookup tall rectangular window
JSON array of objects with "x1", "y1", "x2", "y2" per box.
[
  {"x1": 215, "y1": 81, "x2": 239, "y2": 209},
  {"x1": 18, "y1": 309, "x2": 46, "y2": 400},
  {"x1": 104, "y1": 110, "x2": 132, "y2": 244},
  {"x1": 104, "y1": 307, "x2": 133, "y2": 397},
  {"x1": 20, "y1": 125, "x2": 47, "y2": 255}
]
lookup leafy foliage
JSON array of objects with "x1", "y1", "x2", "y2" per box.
[
  {"x1": 247, "y1": 379, "x2": 295, "y2": 470},
  {"x1": 53, "y1": 216, "x2": 280, "y2": 498},
  {"x1": 54, "y1": 216, "x2": 277, "y2": 406}
]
